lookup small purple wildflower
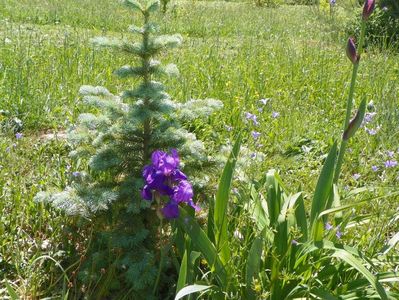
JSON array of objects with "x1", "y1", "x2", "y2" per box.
[
  {"x1": 365, "y1": 127, "x2": 378, "y2": 135},
  {"x1": 336, "y1": 229, "x2": 343, "y2": 239},
  {"x1": 272, "y1": 111, "x2": 280, "y2": 118},
  {"x1": 72, "y1": 171, "x2": 81, "y2": 177},
  {"x1": 330, "y1": 0, "x2": 336, "y2": 5},
  {"x1": 15, "y1": 132, "x2": 23, "y2": 139},
  {"x1": 325, "y1": 222, "x2": 333, "y2": 231},
  {"x1": 257, "y1": 107, "x2": 263, "y2": 113},
  {"x1": 291, "y1": 239, "x2": 299, "y2": 246},
  {"x1": 245, "y1": 112, "x2": 259, "y2": 126},
  {"x1": 251, "y1": 131, "x2": 261, "y2": 139},
  {"x1": 387, "y1": 151, "x2": 395, "y2": 158},
  {"x1": 259, "y1": 98, "x2": 271, "y2": 105},
  {"x1": 371, "y1": 165, "x2": 379, "y2": 172},
  {"x1": 250, "y1": 152, "x2": 257, "y2": 159},
  {"x1": 385, "y1": 160, "x2": 398, "y2": 168},
  {"x1": 352, "y1": 173, "x2": 361, "y2": 180},
  {"x1": 363, "y1": 112, "x2": 376, "y2": 125}
]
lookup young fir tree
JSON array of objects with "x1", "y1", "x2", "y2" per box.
[{"x1": 36, "y1": 0, "x2": 222, "y2": 297}]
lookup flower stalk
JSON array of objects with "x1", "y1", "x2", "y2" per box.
[
  {"x1": 153, "y1": 215, "x2": 165, "y2": 295},
  {"x1": 333, "y1": 17, "x2": 368, "y2": 183}
]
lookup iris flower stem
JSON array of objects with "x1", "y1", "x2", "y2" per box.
[
  {"x1": 153, "y1": 217, "x2": 165, "y2": 296},
  {"x1": 334, "y1": 21, "x2": 366, "y2": 183}
]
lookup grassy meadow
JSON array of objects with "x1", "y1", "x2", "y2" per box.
[{"x1": 0, "y1": 0, "x2": 398, "y2": 298}]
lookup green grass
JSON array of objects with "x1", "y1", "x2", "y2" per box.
[{"x1": 0, "y1": 0, "x2": 398, "y2": 298}]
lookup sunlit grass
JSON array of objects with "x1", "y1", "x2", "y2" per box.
[{"x1": 0, "y1": 0, "x2": 398, "y2": 297}]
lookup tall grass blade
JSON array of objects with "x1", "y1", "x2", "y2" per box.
[
  {"x1": 294, "y1": 192, "x2": 308, "y2": 242},
  {"x1": 245, "y1": 236, "x2": 263, "y2": 298},
  {"x1": 310, "y1": 141, "x2": 338, "y2": 241},
  {"x1": 214, "y1": 134, "x2": 241, "y2": 264},
  {"x1": 177, "y1": 207, "x2": 227, "y2": 286},
  {"x1": 176, "y1": 250, "x2": 188, "y2": 294},
  {"x1": 174, "y1": 284, "x2": 212, "y2": 300},
  {"x1": 332, "y1": 250, "x2": 388, "y2": 300},
  {"x1": 5, "y1": 281, "x2": 19, "y2": 300},
  {"x1": 380, "y1": 232, "x2": 399, "y2": 255},
  {"x1": 297, "y1": 240, "x2": 389, "y2": 300}
]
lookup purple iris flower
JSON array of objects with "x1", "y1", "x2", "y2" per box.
[
  {"x1": 162, "y1": 201, "x2": 179, "y2": 219},
  {"x1": 141, "y1": 149, "x2": 198, "y2": 219},
  {"x1": 172, "y1": 180, "x2": 193, "y2": 203}
]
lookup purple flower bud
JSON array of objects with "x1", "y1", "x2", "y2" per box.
[
  {"x1": 371, "y1": 165, "x2": 379, "y2": 172},
  {"x1": 162, "y1": 201, "x2": 179, "y2": 219},
  {"x1": 346, "y1": 38, "x2": 359, "y2": 64},
  {"x1": 362, "y1": 0, "x2": 375, "y2": 20},
  {"x1": 291, "y1": 239, "x2": 299, "y2": 246}
]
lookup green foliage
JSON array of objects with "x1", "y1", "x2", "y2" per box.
[
  {"x1": 254, "y1": 0, "x2": 283, "y2": 8},
  {"x1": 34, "y1": 0, "x2": 221, "y2": 297},
  {"x1": 285, "y1": 0, "x2": 316, "y2": 5},
  {"x1": 177, "y1": 142, "x2": 399, "y2": 299},
  {"x1": 1, "y1": 0, "x2": 399, "y2": 298}
]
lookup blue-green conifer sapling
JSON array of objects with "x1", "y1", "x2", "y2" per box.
[{"x1": 35, "y1": 0, "x2": 222, "y2": 297}]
